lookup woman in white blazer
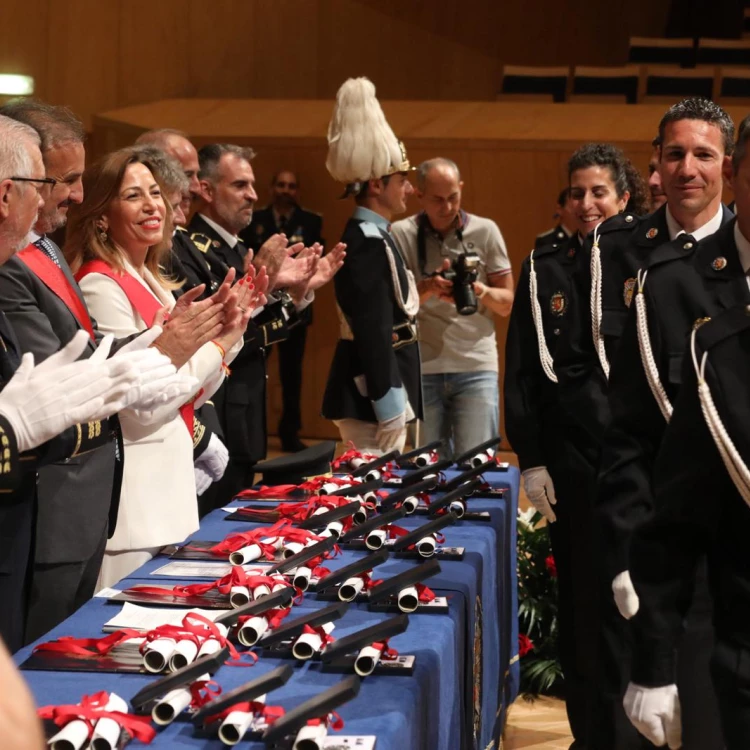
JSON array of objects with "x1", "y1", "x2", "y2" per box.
[{"x1": 64, "y1": 148, "x2": 258, "y2": 587}]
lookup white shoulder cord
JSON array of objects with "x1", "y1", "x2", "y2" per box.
[
  {"x1": 589, "y1": 223, "x2": 610, "y2": 379},
  {"x1": 691, "y1": 329, "x2": 750, "y2": 507},
  {"x1": 529, "y1": 249, "x2": 558, "y2": 383},
  {"x1": 384, "y1": 241, "x2": 420, "y2": 319},
  {"x1": 635, "y1": 269, "x2": 673, "y2": 421}
]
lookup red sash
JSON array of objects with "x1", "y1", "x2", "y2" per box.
[
  {"x1": 17, "y1": 244, "x2": 96, "y2": 340},
  {"x1": 75, "y1": 260, "x2": 194, "y2": 433}
]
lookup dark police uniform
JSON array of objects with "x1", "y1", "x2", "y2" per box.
[
  {"x1": 322, "y1": 206, "x2": 422, "y2": 427},
  {"x1": 596, "y1": 211, "x2": 736, "y2": 750},
  {"x1": 505, "y1": 233, "x2": 603, "y2": 745},
  {"x1": 630, "y1": 302, "x2": 750, "y2": 749},
  {"x1": 187, "y1": 213, "x2": 295, "y2": 503},
  {"x1": 169, "y1": 226, "x2": 223, "y2": 299},
  {"x1": 241, "y1": 205, "x2": 323, "y2": 448},
  {"x1": 535, "y1": 223, "x2": 571, "y2": 249},
  {"x1": 0, "y1": 310, "x2": 111, "y2": 651}
]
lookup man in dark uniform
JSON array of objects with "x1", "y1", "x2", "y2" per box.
[
  {"x1": 554, "y1": 99, "x2": 733, "y2": 748},
  {"x1": 321, "y1": 77, "x2": 422, "y2": 454},
  {"x1": 241, "y1": 170, "x2": 323, "y2": 452},
  {"x1": 188, "y1": 144, "x2": 344, "y2": 501},
  {"x1": 535, "y1": 188, "x2": 575, "y2": 248},
  {"x1": 625, "y1": 301, "x2": 750, "y2": 749}
]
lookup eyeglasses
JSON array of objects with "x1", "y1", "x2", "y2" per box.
[{"x1": 7, "y1": 176, "x2": 58, "y2": 193}]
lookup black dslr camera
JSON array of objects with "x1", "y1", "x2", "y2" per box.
[{"x1": 440, "y1": 250, "x2": 481, "y2": 316}]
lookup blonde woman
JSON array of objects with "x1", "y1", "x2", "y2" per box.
[{"x1": 64, "y1": 149, "x2": 260, "y2": 587}]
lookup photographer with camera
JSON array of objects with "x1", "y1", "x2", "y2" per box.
[{"x1": 392, "y1": 158, "x2": 513, "y2": 458}]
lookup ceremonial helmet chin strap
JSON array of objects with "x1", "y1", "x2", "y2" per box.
[
  {"x1": 692, "y1": 328, "x2": 750, "y2": 507},
  {"x1": 589, "y1": 222, "x2": 610, "y2": 379},
  {"x1": 529, "y1": 249, "x2": 558, "y2": 383},
  {"x1": 635, "y1": 268, "x2": 673, "y2": 422}
]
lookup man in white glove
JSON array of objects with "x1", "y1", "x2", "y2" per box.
[
  {"x1": 623, "y1": 683, "x2": 681, "y2": 748},
  {"x1": 194, "y1": 433, "x2": 229, "y2": 497},
  {"x1": 521, "y1": 466, "x2": 558, "y2": 523},
  {"x1": 0, "y1": 330, "x2": 139, "y2": 454}
]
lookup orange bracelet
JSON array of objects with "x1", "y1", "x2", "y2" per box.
[{"x1": 210, "y1": 340, "x2": 226, "y2": 359}]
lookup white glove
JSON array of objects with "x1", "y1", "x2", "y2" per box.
[
  {"x1": 375, "y1": 412, "x2": 406, "y2": 454},
  {"x1": 521, "y1": 467, "x2": 557, "y2": 523},
  {"x1": 623, "y1": 682, "x2": 681, "y2": 748},
  {"x1": 613, "y1": 570, "x2": 640, "y2": 619},
  {"x1": 194, "y1": 465, "x2": 213, "y2": 496},
  {"x1": 105, "y1": 327, "x2": 198, "y2": 411},
  {"x1": 0, "y1": 330, "x2": 139, "y2": 453},
  {"x1": 195, "y1": 433, "x2": 229, "y2": 482}
]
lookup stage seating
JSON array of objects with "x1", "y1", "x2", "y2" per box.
[
  {"x1": 570, "y1": 66, "x2": 640, "y2": 104},
  {"x1": 498, "y1": 65, "x2": 569, "y2": 103},
  {"x1": 628, "y1": 36, "x2": 696, "y2": 67},
  {"x1": 697, "y1": 38, "x2": 750, "y2": 66}
]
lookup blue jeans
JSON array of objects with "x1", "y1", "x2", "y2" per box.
[{"x1": 421, "y1": 371, "x2": 499, "y2": 460}]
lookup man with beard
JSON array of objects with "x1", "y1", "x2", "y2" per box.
[{"x1": 241, "y1": 170, "x2": 323, "y2": 452}]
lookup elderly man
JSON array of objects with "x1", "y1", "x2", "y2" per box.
[
  {"x1": 0, "y1": 115, "x2": 174, "y2": 650},
  {"x1": 391, "y1": 157, "x2": 513, "y2": 459},
  {"x1": 0, "y1": 101, "x2": 230, "y2": 643}
]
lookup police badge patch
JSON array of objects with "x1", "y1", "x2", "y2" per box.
[
  {"x1": 623, "y1": 277, "x2": 637, "y2": 308},
  {"x1": 550, "y1": 291, "x2": 567, "y2": 317},
  {"x1": 646, "y1": 227, "x2": 659, "y2": 240},
  {"x1": 711, "y1": 257, "x2": 728, "y2": 271}
]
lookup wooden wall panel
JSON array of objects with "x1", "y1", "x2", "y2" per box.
[
  {"x1": 0, "y1": 1, "x2": 49, "y2": 99},
  {"x1": 45, "y1": 0, "x2": 120, "y2": 130},
  {"x1": 116, "y1": 0, "x2": 191, "y2": 107},
  {"x1": 187, "y1": 0, "x2": 257, "y2": 98}
]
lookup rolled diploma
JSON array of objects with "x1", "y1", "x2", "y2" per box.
[
  {"x1": 338, "y1": 575, "x2": 366, "y2": 602},
  {"x1": 365, "y1": 529, "x2": 387, "y2": 550},
  {"x1": 229, "y1": 536, "x2": 279, "y2": 565},
  {"x1": 417, "y1": 534, "x2": 437, "y2": 558},
  {"x1": 271, "y1": 580, "x2": 290, "y2": 603},
  {"x1": 143, "y1": 637, "x2": 177, "y2": 673},
  {"x1": 89, "y1": 692, "x2": 128, "y2": 750},
  {"x1": 283, "y1": 541, "x2": 305, "y2": 558},
  {"x1": 415, "y1": 452, "x2": 432, "y2": 467},
  {"x1": 449, "y1": 499, "x2": 466, "y2": 518},
  {"x1": 471, "y1": 449, "x2": 494, "y2": 467},
  {"x1": 365, "y1": 469, "x2": 381, "y2": 482},
  {"x1": 402, "y1": 495, "x2": 419, "y2": 514},
  {"x1": 292, "y1": 622, "x2": 334, "y2": 660},
  {"x1": 252, "y1": 583, "x2": 272, "y2": 600},
  {"x1": 230, "y1": 585, "x2": 251, "y2": 608},
  {"x1": 196, "y1": 622, "x2": 228, "y2": 658},
  {"x1": 354, "y1": 643, "x2": 383, "y2": 676},
  {"x1": 349, "y1": 456, "x2": 365, "y2": 469},
  {"x1": 218, "y1": 709, "x2": 255, "y2": 746},
  {"x1": 397, "y1": 585, "x2": 419, "y2": 613},
  {"x1": 293, "y1": 565, "x2": 313, "y2": 591},
  {"x1": 151, "y1": 672, "x2": 209, "y2": 726},
  {"x1": 169, "y1": 638, "x2": 199, "y2": 671},
  {"x1": 321, "y1": 520, "x2": 344, "y2": 539},
  {"x1": 238, "y1": 615, "x2": 268, "y2": 646},
  {"x1": 320, "y1": 481, "x2": 342, "y2": 495},
  {"x1": 293, "y1": 722, "x2": 328, "y2": 750},
  {"x1": 50, "y1": 718, "x2": 90, "y2": 750}
]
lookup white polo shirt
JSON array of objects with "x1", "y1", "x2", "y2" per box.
[{"x1": 391, "y1": 211, "x2": 512, "y2": 374}]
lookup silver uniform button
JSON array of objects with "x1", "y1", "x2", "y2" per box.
[
  {"x1": 625, "y1": 215, "x2": 634, "y2": 223},
  {"x1": 683, "y1": 242, "x2": 693, "y2": 250}
]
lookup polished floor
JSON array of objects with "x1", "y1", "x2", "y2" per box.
[{"x1": 269, "y1": 437, "x2": 574, "y2": 749}]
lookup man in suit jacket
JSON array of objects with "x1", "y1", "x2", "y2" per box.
[
  {"x1": 240, "y1": 170, "x2": 323, "y2": 452},
  {"x1": 0, "y1": 102, "x2": 231, "y2": 642}
]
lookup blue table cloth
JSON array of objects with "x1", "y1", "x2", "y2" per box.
[{"x1": 14, "y1": 464, "x2": 519, "y2": 750}]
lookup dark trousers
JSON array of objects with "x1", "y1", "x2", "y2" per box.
[
  {"x1": 0, "y1": 497, "x2": 33, "y2": 653},
  {"x1": 24, "y1": 523, "x2": 108, "y2": 645},
  {"x1": 548, "y1": 439, "x2": 601, "y2": 746},
  {"x1": 269, "y1": 322, "x2": 308, "y2": 439},
  {"x1": 593, "y1": 562, "x2": 722, "y2": 749},
  {"x1": 710, "y1": 639, "x2": 750, "y2": 749}
]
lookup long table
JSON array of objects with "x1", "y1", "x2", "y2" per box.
[{"x1": 14, "y1": 466, "x2": 519, "y2": 750}]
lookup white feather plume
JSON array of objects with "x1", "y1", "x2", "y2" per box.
[{"x1": 326, "y1": 77, "x2": 402, "y2": 183}]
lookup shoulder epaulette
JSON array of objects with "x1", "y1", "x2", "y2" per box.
[
  {"x1": 190, "y1": 233, "x2": 212, "y2": 253},
  {"x1": 358, "y1": 221, "x2": 383, "y2": 239},
  {"x1": 596, "y1": 212, "x2": 640, "y2": 235},
  {"x1": 175, "y1": 226, "x2": 188, "y2": 234}
]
